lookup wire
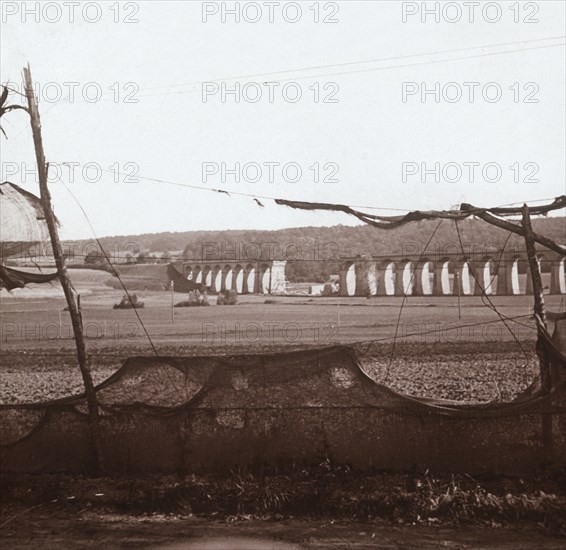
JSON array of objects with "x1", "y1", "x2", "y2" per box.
[
  {"x1": 140, "y1": 43, "x2": 566, "y2": 96},
  {"x1": 50, "y1": 162, "x2": 566, "y2": 216},
  {"x1": 16, "y1": 250, "x2": 555, "y2": 265},
  {"x1": 91, "y1": 37, "x2": 566, "y2": 100},
  {"x1": 28, "y1": 37, "x2": 566, "y2": 106},
  {"x1": 463, "y1": 231, "x2": 535, "y2": 388},
  {"x1": 140, "y1": 36, "x2": 566, "y2": 91},
  {"x1": 384, "y1": 218, "x2": 444, "y2": 382},
  {"x1": 50, "y1": 162, "x2": 414, "y2": 212},
  {"x1": 494, "y1": 197, "x2": 566, "y2": 208},
  {"x1": 476, "y1": 230, "x2": 514, "y2": 300},
  {"x1": 57, "y1": 181, "x2": 195, "y2": 397},
  {"x1": 21, "y1": 258, "x2": 547, "y2": 266},
  {"x1": 58, "y1": 177, "x2": 159, "y2": 356},
  {"x1": 0, "y1": 313, "x2": 537, "y2": 357},
  {"x1": 89, "y1": 259, "x2": 549, "y2": 266},
  {"x1": 454, "y1": 220, "x2": 532, "y2": 365}
]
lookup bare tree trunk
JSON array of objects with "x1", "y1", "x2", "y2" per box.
[
  {"x1": 23, "y1": 66, "x2": 103, "y2": 474},
  {"x1": 461, "y1": 204, "x2": 566, "y2": 255}
]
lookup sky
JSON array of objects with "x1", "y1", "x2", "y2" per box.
[{"x1": 1, "y1": 0, "x2": 565, "y2": 239}]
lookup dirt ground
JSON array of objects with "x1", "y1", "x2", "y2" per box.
[
  {"x1": 3, "y1": 288, "x2": 563, "y2": 404},
  {"x1": 3, "y1": 274, "x2": 564, "y2": 354},
  {"x1": 1, "y1": 510, "x2": 565, "y2": 549}
]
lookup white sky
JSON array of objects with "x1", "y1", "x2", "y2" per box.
[{"x1": 1, "y1": 0, "x2": 565, "y2": 239}]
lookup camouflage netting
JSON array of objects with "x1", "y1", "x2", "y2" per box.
[
  {"x1": 0, "y1": 181, "x2": 50, "y2": 261},
  {"x1": 0, "y1": 182, "x2": 58, "y2": 289},
  {"x1": 1, "y1": 335, "x2": 565, "y2": 476}
]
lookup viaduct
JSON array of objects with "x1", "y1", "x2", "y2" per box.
[
  {"x1": 179, "y1": 250, "x2": 565, "y2": 297},
  {"x1": 179, "y1": 260, "x2": 287, "y2": 294},
  {"x1": 338, "y1": 250, "x2": 565, "y2": 297}
]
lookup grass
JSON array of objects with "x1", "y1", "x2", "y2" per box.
[{"x1": 1, "y1": 462, "x2": 565, "y2": 530}]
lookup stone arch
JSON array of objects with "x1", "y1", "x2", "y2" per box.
[
  {"x1": 552, "y1": 257, "x2": 566, "y2": 294},
  {"x1": 420, "y1": 261, "x2": 433, "y2": 295},
  {"x1": 511, "y1": 257, "x2": 521, "y2": 295},
  {"x1": 223, "y1": 264, "x2": 233, "y2": 292},
  {"x1": 401, "y1": 262, "x2": 414, "y2": 296},
  {"x1": 459, "y1": 262, "x2": 473, "y2": 296},
  {"x1": 496, "y1": 256, "x2": 521, "y2": 296},
  {"x1": 442, "y1": 261, "x2": 453, "y2": 295},
  {"x1": 480, "y1": 258, "x2": 495, "y2": 295},
  {"x1": 411, "y1": 260, "x2": 428, "y2": 296},
  {"x1": 202, "y1": 265, "x2": 213, "y2": 288},
  {"x1": 345, "y1": 263, "x2": 356, "y2": 296},
  {"x1": 184, "y1": 265, "x2": 193, "y2": 281},
  {"x1": 339, "y1": 261, "x2": 355, "y2": 297},
  {"x1": 384, "y1": 262, "x2": 395, "y2": 296},
  {"x1": 193, "y1": 265, "x2": 202, "y2": 284},
  {"x1": 260, "y1": 263, "x2": 271, "y2": 294},
  {"x1": 367, "y1": 262, "x2": 378, "y2": 296},
  {"x1": 526, "y1": 254, "x2": 544, "y2": 295},
  {"x1": 212, "y1": 265, "x2": 223, "y2": 293},
  {"x1": 245, "y1": 264, "x2": 256, "y2": 294},
  {"x1": 432, "y1": 260, "x2": 452, "y2": 295},
  {"x1": 539, "y1": 255, "x2": 552, "y2": 293},
  {"x1": 233, "y1": 264, "x2": 244, "y2": 293}
]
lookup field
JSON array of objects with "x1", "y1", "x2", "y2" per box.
[{"x1": 1, "y1": 269, "x2": 564, "y2": 404}]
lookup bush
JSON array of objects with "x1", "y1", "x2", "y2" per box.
[
  {"x1": 113, "y1": 294, "x2": 144, "y2": 309},
  {"x1": 68, "y1": 263, "x2": 114, "y2": 274},
  {"x1": 174, "y1": 300, "x2": 210, "y2": 308},
  {"x1": 176, "y1": 291, "x2": 209, "y2": 307},
  {"x1": 322, "y1": 283, "x2": 337, "y2": 296},
  {"x1": 217, "y1": 289, "x2": 238, "y2": 305}
]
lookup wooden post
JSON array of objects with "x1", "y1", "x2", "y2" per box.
[
  {"x1": 455, "y1": 271, "x2": 461, "y2": 320},
  {"x1": 170, "y1": 280, "x2": 175, "y2": 324},
  {"x1": 522, "y1": 205, "x2": 550, "y2": 385},
  {"x1": 23, "y1": 66, "x2": 103, "y2": 474},
  {"x1": 522, "y1": 204, "x2": 552, "y2": 455}
]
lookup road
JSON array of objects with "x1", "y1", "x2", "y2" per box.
[{"x1": 1, "y1": 512, "x2": 565, "y2": 549}]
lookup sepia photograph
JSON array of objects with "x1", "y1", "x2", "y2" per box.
[{"x1": 1, "y1": 1, "x2": 565, "y2": 548}]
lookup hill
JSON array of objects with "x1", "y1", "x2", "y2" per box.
[{"x1": 54, "y1": 217, "x2": 565, "y2": 283}]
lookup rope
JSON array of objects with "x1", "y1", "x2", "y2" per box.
[
  {"x1": 59, "y1": 179, "x2": 158, "y2": 355},
  {"x1": 454, "y1": 220, "x2": 532, "y2": 366},
  {"x1": 384, "y1": 219, "x2": 444, "y2": 382}
]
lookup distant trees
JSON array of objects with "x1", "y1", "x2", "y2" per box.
[
  {"x1": 133, "y1": 251, "x2": 174, "y2": 264},
  {"x1": 84, "y1": 250, "x2": 103, "y2": 264},
  {"x1": 62, "y1": 218, "x2": 564, "y2": 282}
]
